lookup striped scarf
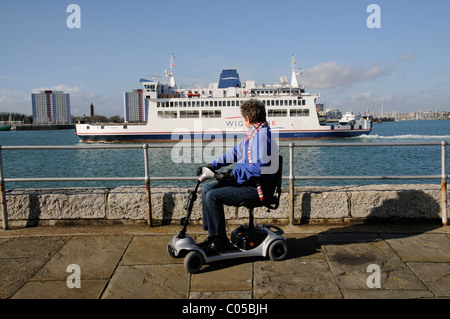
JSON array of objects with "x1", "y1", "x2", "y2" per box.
[{"x1": 245, "y1": 122, "x2": 268, "y2": 201}]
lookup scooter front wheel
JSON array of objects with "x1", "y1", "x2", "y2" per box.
[
  {"x1": 268, "y1": 239, "x2": 289, "y2": 261},
  {"x1": 184, "y1": 251, "x2": 204, "y2": 274}
]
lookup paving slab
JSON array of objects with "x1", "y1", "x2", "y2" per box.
[
  {"x1": 0, "y1": 236, "x2": 70, "y2": 299},
  {"x1": 31, "y1": 235, "x2": 132, "y2": 280},
  {"x1": 0, "y1": 236, "x2": 70, "y2": 258},
  {"x1": 11, "y1": 279, "x2": 108, "y2": 299},
  {"x1": 190, "y1": 262, "x2": 253, "y2": 293},
  {"x1": 0, "y1": 257, "x2": 50, "y2": 299},
  {"x1": 322, "y1": 241, "x2": 427, "y2": 290},
  {"x1": 189, "y1": 291, "x2": 253, "y2": 299},
  {"x1": 383, "y1": 233, "x2": 450, "y2": 262},
  {"x1": 407, "y1": 262, "x2": 450, "y2": 297},
  {"x1": 1, "y1": 223, "x2": 449, "y2": 300},
  {"x1": 341, "y1": 289, "x2": 434, "y2": 299},
  {"x1": 285, "y1": 234, "x2": 323, "y2": 259},
  {"x1": 120, "y1": 234, "x2": 182, "y2": 265},
  {"x1": 253, "y1": 258, "x2": 342, "y2": 299},
  {"x1": 102, "y1": 264, "x2": 189, "y2": 299}
]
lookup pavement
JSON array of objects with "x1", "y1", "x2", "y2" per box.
[{"x1": 0, "y1": 221, "x2": 449, "y2": 300}]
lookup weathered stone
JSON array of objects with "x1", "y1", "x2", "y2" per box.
[
  {"x1": 6, "y1": 188, "x2": 108, "y2": 220},
  {"x1": 12, "y1": 280, "x2": 108, "y2": 299},
  {"x1": 296, "y1": 189, "x2": 349, "y2": 219},
  {"x1": 322, "y1": 241, "x2": 427, "y2": 290},
  {"x1": 31, "y1": 235, "x2": 131, "y2": 280},
  {"x1": 101, "y1": 264, "x2": 189, "y2": 299},
  {"x1": 253, "y1": 258, "x2": 342, "y2": 299},
  {"x1": 350, "y1": 185, "x2": 441, "y2": 219},
  {"x1": 107, "y1": 186, "x2": 147, "y2": 220},
  {"x1": 383, "y1": 233, "x2": 450, "y2": 262},
  {"x1": 0, "y1": 236, "x2": 69, "y2": 298},
  {"x1": 2, "y1": 184, "x2": 447, "y2": 224},
  {"x1": 190, "y1": 262, "x2": 253, "y2": 292},
  {"x1": 406, "y1": 262, "x2": 450, "y2": 297}
]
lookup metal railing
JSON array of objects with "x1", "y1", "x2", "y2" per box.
[{"x1": 0, "y1": 141, "x2": 448, "y2": 230}]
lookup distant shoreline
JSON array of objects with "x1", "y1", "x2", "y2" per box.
[{"x1": 13, "y1": 124, "x2": 75, "y2": 131}]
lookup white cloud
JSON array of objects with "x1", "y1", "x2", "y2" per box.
[{"x1": 302, "y1": 53, "x2": 415, "y2": 90}]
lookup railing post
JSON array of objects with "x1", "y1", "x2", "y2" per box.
[
  {"x1": 143, "y1": 144, "x2": 153, "y2": 227},
  {"x1": 289, "y1": 143, "x2": 295, "y2": 226},
  {"x1": 441, "y1": 141, "x2": 448, "y2": 226},
  {"x1": 0, "y1": 146, "x2": 8, "y2": 230}
]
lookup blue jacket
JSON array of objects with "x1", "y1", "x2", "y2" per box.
[{"x1": 211, "y1": 126, "x2": 279, "y2": 184}]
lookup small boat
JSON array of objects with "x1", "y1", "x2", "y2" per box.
[
  {"x1": 0, "y1": 124, "x2": 12, "y2": 131},
  {"x1": 339, "y1": 112, "x2": 356, "y2": 125}
]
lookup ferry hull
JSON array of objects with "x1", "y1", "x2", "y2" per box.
[{"x1": 76, "y1": 129, "x2": 371, "y2": 143}]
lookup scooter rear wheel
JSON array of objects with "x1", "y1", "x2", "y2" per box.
[
  {"x1": 184, "y1": 251, "x2": 204, "y2": 274},
  {"x1": 268, "y1": 239, "x2": 289, "y2": 261}
]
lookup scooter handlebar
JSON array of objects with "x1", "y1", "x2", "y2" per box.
[{"x1": 198, "y1": 166, "x2": 216, "y2": 182}]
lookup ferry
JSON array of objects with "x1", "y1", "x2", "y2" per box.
[
  {"x1": 75, "y1": 54, "x2": 372, "y2": 142},
  {"x1": 339, "y1": 111, "x2": 357, "y2": 125}
]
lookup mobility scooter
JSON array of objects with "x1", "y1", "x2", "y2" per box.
[{"x1": 168, "y1": 155, "x2": 288, "y2": 274}]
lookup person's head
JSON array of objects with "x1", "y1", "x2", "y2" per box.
[{"x1": 240, "y1": 99, "x2": 266, "y2": 128}]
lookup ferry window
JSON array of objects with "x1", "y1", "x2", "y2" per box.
[
  {"x1": 293, "y1": 100, "x2": 297, "y2": 106},
  {"x1": 183, "y1": 101, "x2": 187, "y2": 107},
  {"x1": 232, "y1": 101, "x2": 235, "y2": 107},
  {"x1": 227, "y1": 101, "x2": 231, "y2": 107},
  {"x1": 302, "y1": 100, "x2": 306, "y2": 105},
  {"x1": 219, "y1": 101, "x2": 222, "y2": 107},
  {"x1": 202, "y1": 110, "x2": 221, "y2": 118},
  {"x1": 276, "y1": 100, "x2": 279, "y2": 106},
  {"x1": 280, "y1": 100, "x2": 284, "y2": 106},
  {"x1": 290, "y1": 109, "x2": 309, "y2": 117},
  {"x1": 170, "y1": 102, "x2": 174, "y2": 107},
  {"x1": 268, "y1": 109, "x2": 287, "y2": 117},
  {"x1": 180, "y1": 110, "x2": 199, "y2": 118},
  {"x1": 158, "y1": 111, "x2": 177, "y2": 119},
  {"x1": 289, "y1": 100, "x2": 292, "y2": 106},
  {"x1": 236, "y1": 101, "x2": 240, "y2": 106},
  {"x1": 205, "y1": 101, "x2": 209, "y2": 107},
  {"x1": 201, "y1": 101, "x2": 204, "y2": 107}
]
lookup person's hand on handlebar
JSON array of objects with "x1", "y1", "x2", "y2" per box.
[
  {"x1": 196, "y1": 164, "x2": 215, "y2": 176},
  {"x1": 215, "y1": 169, "x2": 234, "y2": 181}
]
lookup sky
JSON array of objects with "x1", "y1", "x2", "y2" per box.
[{"x1": 1, "y1": 0, "x2": 450, "y2": 117}]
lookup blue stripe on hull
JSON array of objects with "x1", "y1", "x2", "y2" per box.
[{"x1": 77, "y1": 130, "x2": 371, "y2": 142}]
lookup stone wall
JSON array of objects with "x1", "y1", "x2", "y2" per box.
[{"x1": 2, "y1": 184, "x2": 448, "y2": 226}]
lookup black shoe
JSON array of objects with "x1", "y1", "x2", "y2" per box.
[
  {"x1": 210, "y1": 235, "x2": 231, "y2": 253},
  {"x1": 197, "y1": 235, "x2": 216, "y2": 248}
]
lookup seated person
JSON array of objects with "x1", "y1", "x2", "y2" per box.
[{"x1": 197, "y1": 99, "x2": 279, "y2": 252}]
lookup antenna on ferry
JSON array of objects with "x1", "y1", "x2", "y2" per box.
[
  {"x1": 164, "y1": 53, "x2": 177, "y2": 89},
  {"x1": 290, "y1": 53, "x2": 302, "y2": 88}
]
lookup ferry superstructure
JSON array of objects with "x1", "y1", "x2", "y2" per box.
[{"x1": 75, "y1": 54, "x2": 372, "y2": 142}]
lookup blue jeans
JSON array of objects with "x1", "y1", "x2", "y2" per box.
[{"x1": 201, "y1": 179, "x2": 259, "y2": 237}]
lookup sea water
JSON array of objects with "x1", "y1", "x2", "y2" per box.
[{"x1": 0, "y1": 120, "x2": 448, "y2": 189}]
